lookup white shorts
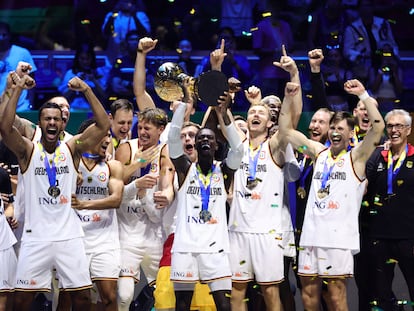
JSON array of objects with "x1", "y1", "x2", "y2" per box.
[
  {"x1": 298, "y1": 246, "x2": 354, "y2": 277},
  {"x1": 119, "y1": 243, "x2": 162, "y2": 284},
  {"x1": 15, "y1": 239, "x2": 92, "y2": 291},
  {"x1": 0, "y1": 246, "x2": 17, "y2": 291},
  {"x1": 171, "y1": 252, "x2": 232, "y2": 284},
  {"x1": 229, "y1": 231, "x2": 284, "y2": 284},
  {"x1": 87, "y1": 248, "x2": 121, "y2": 281}
]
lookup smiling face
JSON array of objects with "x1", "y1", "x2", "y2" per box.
[
  {"x1": 328, "y1": 118, "x2": 354, "y2": 155},
  {"x1": 247, "y1": 104, "x2": 272, "y2": 136},
  {"x1": 353, "y1": 101, "x2": 371, "y2": 133},
  {"x1": 386, "y1": 114, "x2": 411, "y2": 151},
  {"x1": 308, "y1": 109, "x2": 331, "y2": 143},
  {"x1": 195, "y1": 128, "x2": 217, "y2": 159},
  {"x1": 110, "y1": 109, "x2": 133, "y2": 141},
  {"x1": 39, "y1": 108, "x2": 64, "y2": 146},
  {"x1": 138, "y1": 120, "x2": 164, "y2": 150}
]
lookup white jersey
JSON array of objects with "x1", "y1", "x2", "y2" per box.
[
  {"x1": 229, "y1": 140, "x2": 285, "y2": 234},
  {"x1": 75, "y1": 159, "x2": 120, "y2": 252},
  {"x1": 0, "y1": 198, "x2": 17, "y2": 251},
  {"x1": 300, "y1": 149, "x2": 366, "y2": 253},
  {"x1": 20, "y1": 141, "x2": 82, "y2": 242},
  {"x1": 117, "y1": 139, "x2": 163, "y2": 246},
  {"x1": 172, "y1": 162, "x2": 229, "y2": 253},
  {"x1": 13, "y1": 127, "x2": 73, "y2": 245}
]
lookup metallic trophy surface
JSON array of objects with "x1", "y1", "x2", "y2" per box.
[{"x1": 154, "y1": 62, "x2": 228, "y2": 106}]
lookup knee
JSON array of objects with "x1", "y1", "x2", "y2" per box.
[{"x1": 101, "y1": 291, "x2": 117, "y2": 307}]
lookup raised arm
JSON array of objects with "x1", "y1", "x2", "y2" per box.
[
  {"x1": 308, "y1": 48, "x2": 329, "y2": 110},
  {"x1": 345, "y1": 79, "x2": 385, "y2": 178},
  {"x1": 215, "y1": 92, "x2": 244, "y2": 191},
  {"x1": 0, "y1": 73, "x2": 35, "y2": 171},
  {"x1": 278, "y1": 82, "x2": 325, "y2": 161},
  {"x1": 67, "y1": 77, "x2": 110, "y2": 162},
  {"x1": 168, "y1": 101, "x2": 192, "y2": 186},
  {"x1": 273, "y1": 45, "x2": 302, "y2": 128},
  {"x1": 133, "y1": 37, "x2": 157, "y2": 111}
]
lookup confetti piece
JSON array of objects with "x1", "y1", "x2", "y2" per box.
[
  {"x1": 225, "y1": 293, "x2": 231, "y2": 298},
  {"x1": 242, "y1": 298, "x2": 250, "y2": 302},
  {"x1": 252, "y1": 284, "x2": 259, "y2": 289},
  {"x1": 239, "y1": 260, "x2": 246, "y2": 265},
  {"x1": 323, "y1": 280, "x2": 329, "y2": 284},
  {"x1": 76, "y1": 139, "x2": 82, "y2": 144},
  {"x1": 278, "y1": 244, "x2": 284, "y2": 249},
  {"x1": 369, "y1": 210, "x2": 378, "y2": 215},
  {"x1": 297, "y1": 145, "x2": 308, "y2": 153},
  {"x1": 269, "y1": 229, "x2": 276, "y2": 234},
  {"x1": 326, "y1": 265, "x2": 332, "y2": 270},
  {"x1": 386, "y1": 258, "x2": 398, "y2": 264},
  {"x1": 218, "y1": 249, "x2": 224, "y2": 253},
  {"x1": 209, "y1": 241, "x2": 216, "y2": 247},
  {"x1": 362, "y1": 201, "x2": 369, "y2": 207}
]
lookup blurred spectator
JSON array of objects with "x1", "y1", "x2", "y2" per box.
[
  {"x1": 194, "y1": 27, "x2": 253, "y2": 109},
  {"x1": 220, "y1": 0, "x2": 265, "y2": 50},
  {"x1": 176, "y1": 39, "x2": 196, "y2": 76},
  {"x1": 252, "y1": 4, "x2": 294, "y2": 99},
  {"x1": 107, "y1": 30, "x2": 140, "y2": 105},
  {"x1": 343, "y1": 0, "x2": 399, "y2": 85},
  {"x1": 0, "y1": 21, "x2": 37, "y2": 111},
  {"x1": 102, "y1": 0, "x2": 150, "y2": 64},
  {"x1": 307, "y1": 0, "x2": 349, "y2": 51},
  {"x1": 371, "y1": 42, "x2": 403, "y2": 113},
  {"x1": 321, "y1": 47, "x2": 353, "y2": 111},
  {"x1": 58, "y1": 43, "x2": 111, "y2": 110}
]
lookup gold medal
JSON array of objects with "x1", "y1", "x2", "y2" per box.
[
  {"x1": 297, "y1": 187, "x2": 306, "y2": 199},
  {"x1": 317, "y1": 188, "x2": 328, "y2": 199}
]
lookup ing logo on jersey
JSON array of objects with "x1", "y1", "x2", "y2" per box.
[
  {"x1": 98, "y1": 172, "x2": 107, "y2": 182},
  {"x1": 150, "y1": 163, "x2": 158, "y2": 173}
]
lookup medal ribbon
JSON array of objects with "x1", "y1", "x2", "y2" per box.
[
  {"x1": 38, "y1": 141, "x2": 61, "y2": 190},
  {"x1": 195, "y1": 163, "x2": 216, "y2": 214},
  {"x1": 248, "y1": 143, "x2": 263, "y2": 182},
  {"x1": 387, "y1": 144, "x2": 408, "y2": 195},
  {"x1": 82, "y1": 152, "x2": 101, "y2": 159},
  {"x1": 321, "y1": 149, "x2": 346, "y2": 189}
]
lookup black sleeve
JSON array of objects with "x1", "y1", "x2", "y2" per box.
[{"x1": 310, "y1": 72, "x2": 330, "y2": 111}]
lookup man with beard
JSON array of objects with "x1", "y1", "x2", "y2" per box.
[
  {"x1": 279, "y1": 80, "x2": 384, "y2": 311},
  {"x1": 0, "y1": 74, "x2": 110, "y2": 311},
  {"x1": 167, "y1": 93, "x2": 243, "y2": 311}
]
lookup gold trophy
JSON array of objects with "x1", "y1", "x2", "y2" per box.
[{"x1": 154, "y1": 62, "x2": 228, "y2": 106}]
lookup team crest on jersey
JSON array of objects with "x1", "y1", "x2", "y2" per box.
[
  {"x1": 212, "y1": 173, "x2": 220, "y2": 183},
  {"x1": 150, "y1": 163, "x2": 158, "y2": 173},
  {"x1": 58, "y1": 152, "x2": 66, "y2": 162},
  {"x1": 98, "y1": 172, "x2": 107, "y2": 182},
  {"x1": 336, "y1": 157, "x2": 345, "y2": 168},
  {"x1": 259, "y1": 150, "x2": 266, "y2": 160}
]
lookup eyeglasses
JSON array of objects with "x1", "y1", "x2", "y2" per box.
[{"x1": 386, "y1": 124, "x2": 409, "y2": 131}]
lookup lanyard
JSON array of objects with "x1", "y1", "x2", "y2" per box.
[
  {"x1": 387, "y1": 144, "x2": 408, "y2": 195},
  {"x1": 195, "y1": 163, "x2": 216, "y2": 213},
  {"x1": 321, "y1": 149, "x2": 346, "y2": 189},
  {"x1": 38, "y1": 141, "x2": 61, "y2": 188},
  {"x1": 248, "y1": 143, "x2": 262, "y2": 181}
]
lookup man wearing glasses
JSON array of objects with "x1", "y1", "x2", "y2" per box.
[{"x1": 363, "y1": 109, "x2": 414, "y2": 310}]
